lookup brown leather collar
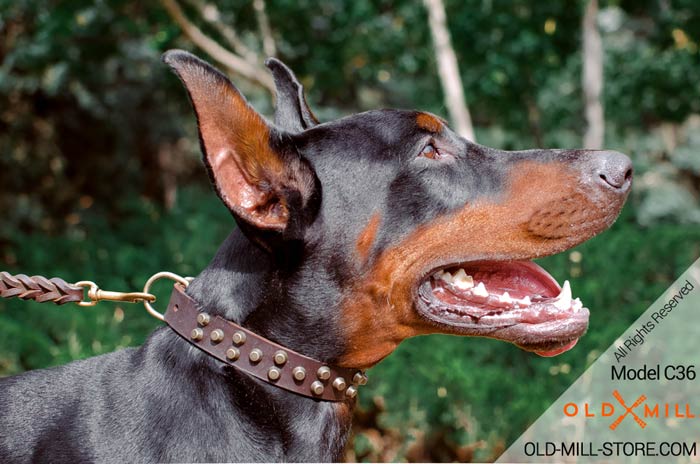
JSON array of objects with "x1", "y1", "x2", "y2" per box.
[{"x1": 164, "y1": 284, "x2": 367, "y2": 402}]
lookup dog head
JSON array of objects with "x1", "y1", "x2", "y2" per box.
[{"x1": 164, "y1": 50, "x2": 631, "y2": 368}]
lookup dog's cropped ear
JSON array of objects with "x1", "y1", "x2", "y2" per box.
[
  {"x1": 265, "y1": 58, "x2": 318, "y2": 132},
  {"x1": 163, "y1": 50, "x2": 318, "y2": 246}
]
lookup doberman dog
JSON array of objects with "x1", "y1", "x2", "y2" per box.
[{"x1": 0, "y1": 50, "x2": 632, "y2": 462}]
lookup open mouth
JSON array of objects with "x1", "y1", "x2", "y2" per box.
[{"x1": 416, "y1": 260, "x2": 589, "y2": 357}]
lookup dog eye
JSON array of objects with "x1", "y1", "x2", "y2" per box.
[{"x1": 420, "y1": 143, "x2": 441, "y2": 160}]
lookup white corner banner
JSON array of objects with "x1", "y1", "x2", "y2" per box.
[{"x1": 498, "y1": 257, "x2": 700, "y2": 463}]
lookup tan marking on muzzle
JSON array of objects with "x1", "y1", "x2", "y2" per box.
[{"x1": 337, "y1": 161, "x2": 626, "y2": 368}]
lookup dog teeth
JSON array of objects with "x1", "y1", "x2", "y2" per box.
[
  {"x1": 434, "y1": 270, "x2": 453, "y2": 284},
  {"x1": 552, "y1": 280, "x2": 572, "y2": 310},
  {"x1": 473, "y1": 282, "x2": 488, "y2": 297},
  {"x1": 572, "y1": 297, "x2": 583, "y2": 313},
  {"x1": 441, "y1": 271, "x2": 454, "y2": 284},
  {"x1": 431, "y1": 271, "x2": 578, "y2": 313},
  {"x1": 560, "y1": 280, "x2": 572, "y2": 299},
  {"x1": 452, "y1": 269, "x2": 474, "y2": 289}
]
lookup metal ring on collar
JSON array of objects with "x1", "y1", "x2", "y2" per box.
[{"x1": 142, "y1": 272, "x2": 192, "y2": 321}]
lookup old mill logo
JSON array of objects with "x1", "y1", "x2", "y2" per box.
[
  {"x1": 609, "y1": 391, "x2": 647, "y2": 430},
  {"x1": 563, "y1": 390, "x2": 695, "y2": 430}
]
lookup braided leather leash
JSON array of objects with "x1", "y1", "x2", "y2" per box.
[
  {"x1": 0, "y1": 272, "x2": 83, "y2": 305},
  {"x1": 0, "y1": 270, "x2": 366, "y2": 401}
]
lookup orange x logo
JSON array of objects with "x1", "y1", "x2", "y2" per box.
[{"x1": 609, "y1": 390, "x2": 647, "y2": 430}]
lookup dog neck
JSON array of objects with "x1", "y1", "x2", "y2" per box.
[
  {"x1": 185, "y1": 229, "x2": 271, "y2": 326},
  {"x1": 154, "y1": 228, "x2": 354, "y2": 460},
  {"x1": 184, "y1": 228, "x2": 347, "y2": 364}
]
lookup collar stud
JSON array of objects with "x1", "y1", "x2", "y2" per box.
[
  {"x1": 345, "y1": 386, "x2": 358, "y2": 399},
  {"x1": 317, "y1": 366, "x2": 331, "y2": 380},
  {"x1": 310, "y1": 381, "x2": 324, "y2": 395},
  {"x1": 273, "y1": 350, "x2": 288, "y2": 366},
  {"x1": 190, "y1": 328, "x2": 204, "y2": 341},
  {"x1": 196, "y1": 312, "x2": 210, "y2": 326},
  {"x1": 292, "y1": 366, "x2": 306, "y2": 381},
  {"x1": 268, "y1": 367, "x2": 281, "y2": 381},
  {"x1": 353, "y1": 372, "x2": 368, "y2": 385},
  {"x1": 249, "y1": 348, "x2": 263, "y2": 363},
  {"x1": 332, "y1": 377, "x2": 347, "y2": 391},
  {"x1": 232, "y1": 331, "x2": 246, "y2": 345},
  {"x1": 226, "y1": 347, "x2": 240, "y2": 360},
  {"x1": 210, "y1": 329, "x2": 224, "y2": 342}
]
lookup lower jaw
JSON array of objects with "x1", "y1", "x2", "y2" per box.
[
  {"x1": 430, "y1": 319, "x2": 587, "y2": 357},
  {"x1": 471, "y1": 319, "x2": 588, "y2": 356},
  {"x1": 416, "y1": 272, "x2": 590, "y2": 357},
  {"x1": 529, "y1": 339, "x2": 579, "y2": 357}
]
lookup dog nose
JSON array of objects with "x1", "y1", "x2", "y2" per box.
[{"x1": 592, "y1": 151, "x2": 633, "y2": 192}]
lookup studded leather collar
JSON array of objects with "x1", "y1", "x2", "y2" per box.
[{"x1": 164, "y1": 284, "x2": 367, "y2": 401}]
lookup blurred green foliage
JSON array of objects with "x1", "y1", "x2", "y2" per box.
[
  {"x1": 1, "y1": 0, "x2": 699, "y2": 461},
  {"x1": 0, "y1": 187, "x2": 232, "y2": 374}
]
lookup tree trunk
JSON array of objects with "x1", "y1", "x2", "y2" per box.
[
  {"x1": 582, "y1": 0, "x2": 604, "y2": 149},
  {"x1": 423, "y1": 0, "x2": 475, "y2": 141}
]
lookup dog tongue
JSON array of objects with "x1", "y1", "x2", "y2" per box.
[{"x1": 535, "y1": 338, "x2": 579, "y2": 357}]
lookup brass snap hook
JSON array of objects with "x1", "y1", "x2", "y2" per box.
[
  {"x1": 74, "y1": 272, "x2": 191, "y2": 322},
  {"x1": 75, "y1": 281, "x2": 156, "y2": 307}
]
